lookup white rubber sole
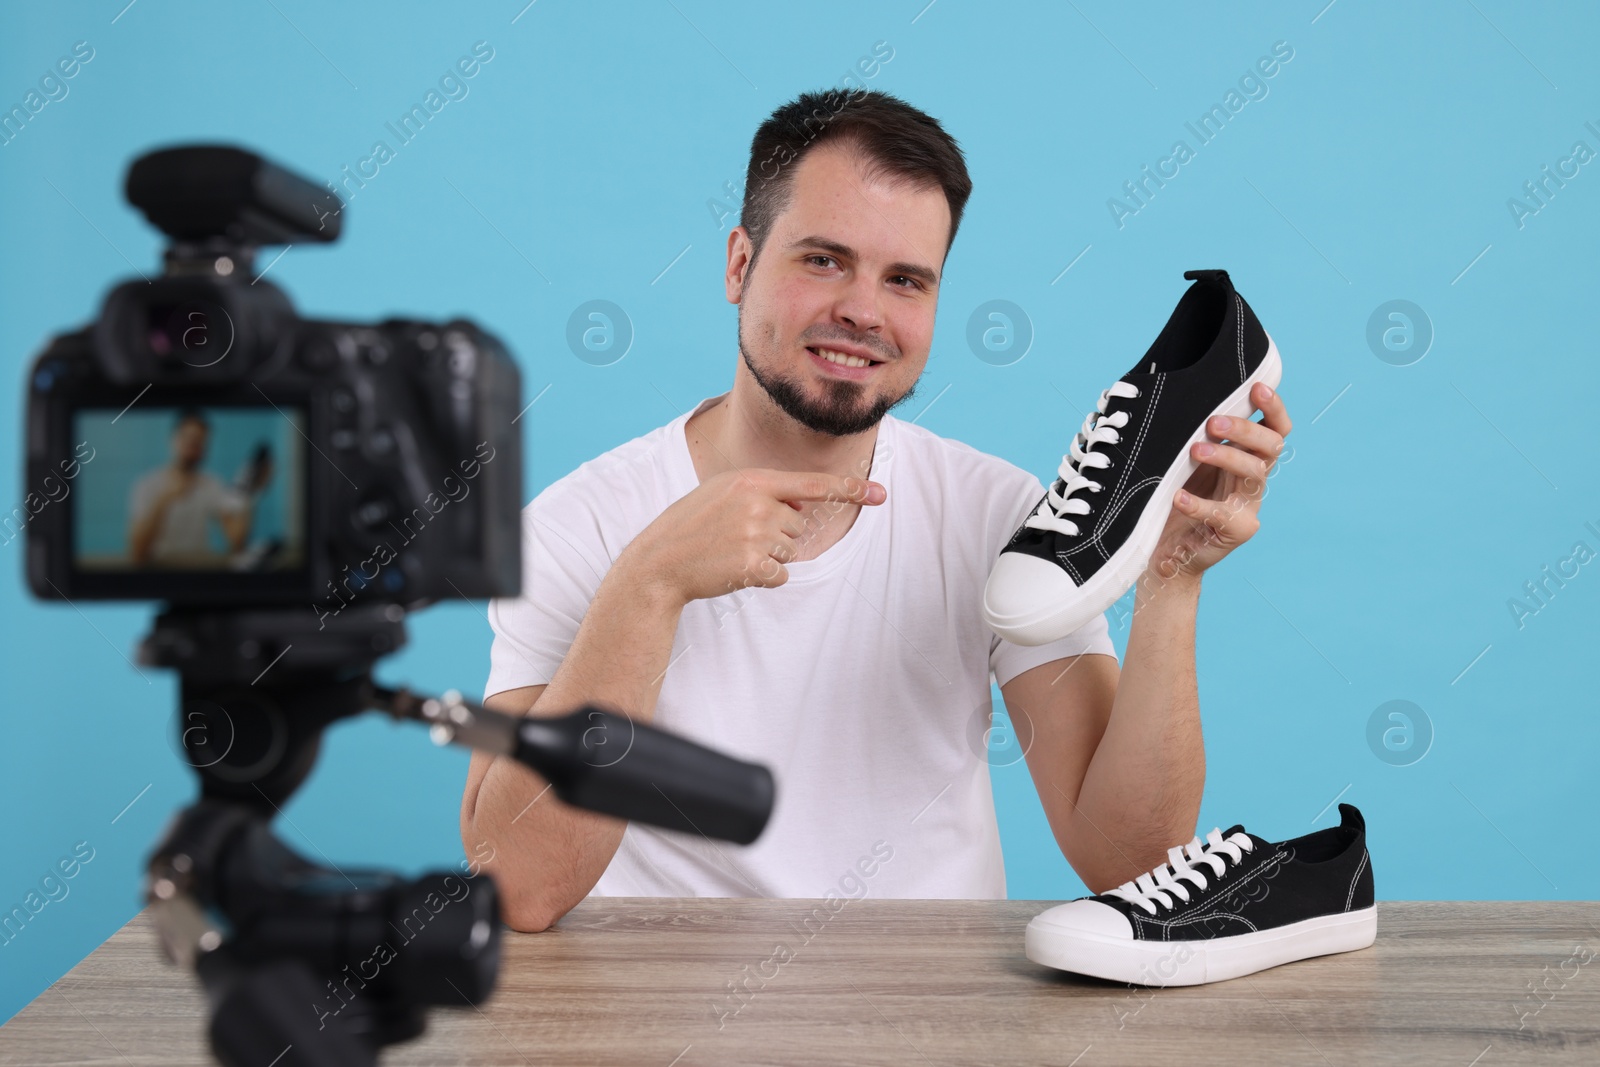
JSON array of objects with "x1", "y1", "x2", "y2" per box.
[
  {"x1": 983, "y1": 334, "x2": 1283, "y2": 646},
  {"x1": 1025, "y1": 902, "x2": 1375, "y2": 987}
]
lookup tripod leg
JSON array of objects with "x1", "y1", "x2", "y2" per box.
[{"x1": 206, "y1": 957, "x2": 380, "y2": 1067}]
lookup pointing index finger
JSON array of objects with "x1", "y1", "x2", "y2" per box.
[{"x1": 762, "y1": 470, "x2": 885, "y2": 506}]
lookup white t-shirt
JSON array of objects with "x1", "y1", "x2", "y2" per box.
[
  {"x1": 128, "y1": 468, "x2": 247, "y2": 562},
  {"x1": 484, "y1": 394, "x2": 1118, "y2": 900}
]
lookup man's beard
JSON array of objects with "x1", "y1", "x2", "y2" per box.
[{"x1": 738, "y1": 310, "x2": 917, "y2": 438}]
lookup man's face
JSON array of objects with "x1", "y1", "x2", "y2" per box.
[
  {"x1": 171, "y1": 418, "x2": 208, "y2": 469},
  {"x1": 726, "y1": 141, "x2": 949, "y2": 437}
]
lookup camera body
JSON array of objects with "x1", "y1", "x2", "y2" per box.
[{"x1": 23, "y1": 145, "x2": 523, "y2": 612}]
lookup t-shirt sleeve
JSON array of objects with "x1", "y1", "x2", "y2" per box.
[
  {"x1": 986, "y1": 471, "x2": 1119, "y2": 688},
  {"x1": 483, "y1": 495, "x2": 612, "y2": 700}
]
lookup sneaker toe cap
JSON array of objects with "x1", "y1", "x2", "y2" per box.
[
  {"x1": 984, "y1": 551, "x2": 1078, "y2": 627},
  {"x1": 1030, "y1": 899, "x2": 1134, "y2": 940}
]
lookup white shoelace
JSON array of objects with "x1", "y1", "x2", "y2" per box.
[
  {"x1": 1023, "y1": 380, "x2": 1142, "y2": 537},
  {"x1": 1102, "y1": 827, "x2": 1255, "y2": 916}
]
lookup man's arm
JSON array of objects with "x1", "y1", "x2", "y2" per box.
[
  {"x1": 461, "y1": 556, "x2": 688, "y2": 933},
  {"x1": 460, "y1": 467, "x2": 885, "y2": 932},
  {"x1": 1003, "y1": 574, "x2": 1204, "y2": 894},
  {"x1": 1004, "y1": 381, "x2": 1292, "y2": 892},
  {"x1": 217, "y1": 495, "x2": 254, "y2": 552},
  {"x1": 129, "y1": 504, "x2": 164, "y2": 564}
]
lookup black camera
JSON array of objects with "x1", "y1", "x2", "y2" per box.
[
  {"x1": 18, "y1": 144, "x2": 775, "y2": 1066},
  {"x1": 24, "y1": 144, "x2": 523, "y2": 612}
]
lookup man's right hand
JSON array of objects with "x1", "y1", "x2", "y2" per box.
[
  {"x1": 617, "y1": 468, "x2": 887, "y2": 604},
  {"x1": 129, "y1": 468, "x2": 198, "y2": 564}
]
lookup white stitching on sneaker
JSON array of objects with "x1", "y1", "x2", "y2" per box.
[
  {"x1": 1107, "y1": 371, "x2": 1162, "y2": 513},
  {"x1": 1089, "y1": 476, "x2": 1162, "y2": 557},
  {"x1": 1058, "y1": 475, "x2": 1162, "y2": 567},
  {"x1": 1345, "y1": 850, "x2": 1369, "y2": 912},
  {"x1": 1060, "y1": 553, "x2": 1085, "y2": 586},
  {"x1": 1235, "y1": 294, "x2": 1248, "y2": 385},
  {"x1": 1167, "y1": 910, "x2": 1260, "y2": 934}
]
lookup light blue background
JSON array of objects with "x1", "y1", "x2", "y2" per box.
[{"x1": 3, "y1": 0, "x2": 1596, "y2": 1025}]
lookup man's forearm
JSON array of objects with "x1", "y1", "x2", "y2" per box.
[
  {"x1": 129, "y1": 498, "x2": 172, "y2": 563},
  {"x1": 1069, "y1": 571, "x2": 1205, "y2": 892},
  {"x1": 221, "y1": 504, "x2": 253, "y2": 551},
  {"x1": 464, "y1": 557, "x2": 687, "y2": 930}
]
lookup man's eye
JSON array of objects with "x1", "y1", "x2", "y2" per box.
[
  {"x1": 808, "y1": 255, "x2": 837, "y2": 269},
  {"x1": 891, "y1": 275, "x2": 921, "y2": 290}
]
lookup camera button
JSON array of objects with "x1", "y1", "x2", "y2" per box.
[
  {"x1": 300, "y1": 337, "x2": 337, "y2": 369},
  {"x1": 354, "y1": 495, "x2": 395, "y2": 531}
]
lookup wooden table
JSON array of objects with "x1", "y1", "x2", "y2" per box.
[{"x1": 3, "y1": 899, "x2": 1597, "y2": 1065}]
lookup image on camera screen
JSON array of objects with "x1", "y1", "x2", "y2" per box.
[{"x1": 72, "y1": 406, "x2": 306, "y2": 572}]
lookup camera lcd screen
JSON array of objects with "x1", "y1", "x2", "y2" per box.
[{"x1": 72, "y1": 406, "x2": 306, "y2": 573}]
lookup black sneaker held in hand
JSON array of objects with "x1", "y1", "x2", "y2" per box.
[
  {"x1": 1025, "y1": 803, "x2": 1375, "y2": 986},
  {"x1": 983, "y1": 268, "x2": 1283, "y2": 646}
]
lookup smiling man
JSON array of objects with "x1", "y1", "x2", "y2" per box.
[{"x1": 461, "y1": 89, "x2": 1291, "y2": 931}]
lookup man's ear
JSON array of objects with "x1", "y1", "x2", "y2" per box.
[{"x1": 725, "y1": 226, "x2": 754, "y2": 304}]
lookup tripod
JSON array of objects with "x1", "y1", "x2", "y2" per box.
[{"x1": 138, "y1": 603, "x2": 774, "y2": 1067}]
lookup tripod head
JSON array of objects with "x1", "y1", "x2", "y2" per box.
[{"x1": 139, "y1": 605, "x2": 775, "y2": 1066}]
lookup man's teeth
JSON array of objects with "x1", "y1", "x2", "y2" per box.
[{"x1": 815, "y1": 347, "x2": 874, "y2": 369}]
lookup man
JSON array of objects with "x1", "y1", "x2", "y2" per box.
[
  {"x1": 127, "y1": 409, "x2": 255, "y2": 566},
  {"x1": 462, "y1": 89, "x2": 1292, "y2": 931}
]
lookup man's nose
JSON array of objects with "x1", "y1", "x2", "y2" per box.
[{"x1": 832, "y1": 273, "x2": 885, "y2": 335}]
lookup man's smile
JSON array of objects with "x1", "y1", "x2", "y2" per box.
[{"x1": 806, "y1": 344, "x2": 885, "y2": 380}]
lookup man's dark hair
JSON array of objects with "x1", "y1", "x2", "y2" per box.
[
  {"x1": 173, "y1": 407, "x2": 208, "y2": 433},
  {"x1": 740, "y1": 88, "x2": 972, "y2": 267}
]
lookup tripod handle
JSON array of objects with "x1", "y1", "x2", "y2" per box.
[
  {"x1": 396, "y1": 690, "x2": 775, "y2": 845},
  {"x1": 514, "y1": 706, "x2": 774, "y2": 845}
]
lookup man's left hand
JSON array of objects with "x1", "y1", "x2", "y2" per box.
[{"x1": 1145, "y1": 380, "x2": 1292, "y2": 583}]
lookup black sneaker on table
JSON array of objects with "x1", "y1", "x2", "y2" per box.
[
  {"x1": 983, "y1": 268, "x2": 1283, "y2": 646},
  {"x1": 1025, "y1": 803, "x2": 1376, "y2": 986}
]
